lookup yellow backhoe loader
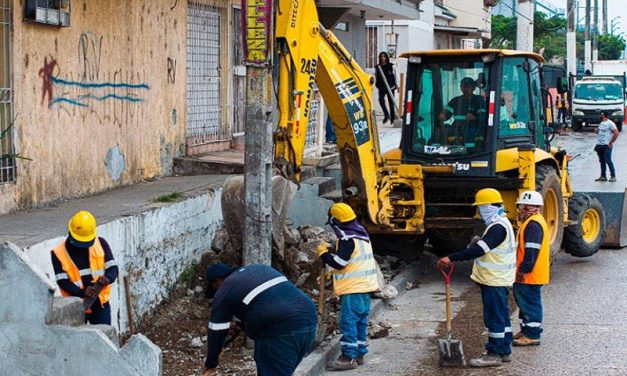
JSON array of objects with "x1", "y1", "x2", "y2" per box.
[{"x1": 228, "y1": 0, "x2": 606, "y2": 259}]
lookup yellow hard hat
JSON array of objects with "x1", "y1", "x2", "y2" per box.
[
  {"x1": 68, "y1": 211, "x2": 97, "y2": 242},
  {"x1": 328, "y1": 203, "x2": 356, "y2": 223},
  {"x1": 473, "y1": 188, "x2": 503, "y2": 206}
]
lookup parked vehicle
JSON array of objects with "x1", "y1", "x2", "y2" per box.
[{"x1": 570, "y1": 76, "x2": 625, "y2": 132}]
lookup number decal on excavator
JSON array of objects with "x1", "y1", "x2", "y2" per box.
[{"x1": 300, "y1": 58, "x2": 317, "y2": 74}]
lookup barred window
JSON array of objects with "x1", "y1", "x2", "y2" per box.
[{"x1": 0, "y1": 0, "x2": 14, "y2": 184}]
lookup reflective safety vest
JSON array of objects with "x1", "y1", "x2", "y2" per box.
[
  {"x1": 470, "y1": 217, "x2": 516, "y2": 287},
  {"x1": 52, "y1": 238, "x2": 111, "y2": 306},
  {"x1": 516, "y1": 214, "x2": 550, "y2": 285},
  {"x1": 333, "y1": 239, "x2": 379, "y2": 296},
  {"x1": 556, "y1": 94, "x2": 568, "y2": 109}
]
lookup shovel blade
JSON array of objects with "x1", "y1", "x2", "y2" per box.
[{"x1": 437, "y1": 338, "x2": 466, "y2": 367}]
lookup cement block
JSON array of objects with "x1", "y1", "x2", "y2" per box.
[
  {"x1": 121, "y1": 333, "x2": 163, "y2": 376},
  {"x1": 301, "y1": 176, "x2": 336, "y2": 196},
  {"x1": 49, "y1": 297, "x2": 85, "y2": 327},
  {"x1": 323, "y1": 163, "x2": 342, "y2": 190},
  {"x1": 87, "y1": 324, "x2": 119, "y2": 347}
]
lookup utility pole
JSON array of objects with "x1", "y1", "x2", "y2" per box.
[
  {"x1": 516, "y1": 0, "x2": 535, "y2": 52},
  {"x1": 601, "y1": 0, "x2": 607, "y2": 35},
  {"x1": 585, "y1": 0, "x2": 591, "y2": 72},
  {"x1": 242, "y1": 0, "x2": 274, "y2": 265},
  {"x1": 567, "y1": 0, "x2": 576, "y2": 76},
  {"x1": 592, "y1": 0, "x2": 599, "y2": 61}
]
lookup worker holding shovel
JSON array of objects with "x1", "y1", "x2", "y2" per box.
[
  {"x1": 317, "y1": 203, "x2": 379, "y2": 371},
  {"x1": 437, "y1": 188, "x2": 516, "y2": 367}
]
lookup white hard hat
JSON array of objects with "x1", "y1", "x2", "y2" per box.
[{"x1": 516, "y1": 191, "x2": 543, "y2": 206}]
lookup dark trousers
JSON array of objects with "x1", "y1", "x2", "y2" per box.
[
  {"x1": 596, "y1": 145, "x2": 616, "y2": 178},
  {"x1": 254, "y1": 325, "x2": 316, "y2": 376},
  {"x1": 325, "y1": 116, "x2": 336, "y2": 143},
  {"x1": 86, "y1": 301, "x2": 111, "y2": 325},
  {"x1": 339, "y1": 293, "x2": 371, "y2": 359},
  {"x1": 378, "y1": 90, "x2": 396, "y2": 121},
  {"x1": 480, "y1": 284, "x2": 512, "y2": 356},
  {"x1": 558, "y1": 108, "x2": 567, "y2": 123},
  {"x1": 513, "y1": 283, "x2": 543, "y2": 340}
]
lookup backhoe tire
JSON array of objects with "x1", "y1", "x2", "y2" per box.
[
  {"x1": 535, "y1": 165, "x2": 564, "y2": 261},
  {"x1": 427, "y1": 229, "x2": 476, "y2": 257},
  {"x1": 563, "y1": 194, "x2": 605, "y2": 257},
  {"x1": 616, "y1": 121, "x2": 623, "y2": 132}
]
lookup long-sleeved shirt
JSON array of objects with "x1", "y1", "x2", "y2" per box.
[
  {"x1": 51, "y1": 237, "x2": 118, "y2": 300},
  {"x1": 205, "y1": 265, "x2": 317, "y2": 369},
  {"x1": 321, "y1": 239, "x2": 355, "y2": 270},
  {"x1": 448, "y1": 223, "x2": 507, "y2": 262},
  {"x1": 517, "y1": 220, "x2": 544, "y2": 274}
]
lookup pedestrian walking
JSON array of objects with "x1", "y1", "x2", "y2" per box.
[
  {"x1": 594, "y1": 111, "x2": 619, "y2": 182},
  {"x1": 317, "y1": 203, "x2": 379, "y2": 371},
  {"x1": 555, "y1": 93, "x2": 568, "y2": 123},
  {"x1": 375, "y1": 51, "x2": 397, "y2": 124},
  {"x1": 50, "y1": 210, "x2": 118, "y2": 325},
  {"x1": 202, "y1": 263, "x2": 317, "y2": 376},
  {"x1": 513, "y1": 191, "x2": 550, "y2": 346},
  {"x1": 437, "y1": 188, "x2": 516, "y2": 367}
]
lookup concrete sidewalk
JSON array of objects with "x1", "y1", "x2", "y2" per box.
[{"x1": 0, "y1": 174, "x2": 230, "y2": 248}]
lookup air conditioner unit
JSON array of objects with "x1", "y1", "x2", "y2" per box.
[{"x1": 24, "y1": 0, "x2": 71, "y2": 27}]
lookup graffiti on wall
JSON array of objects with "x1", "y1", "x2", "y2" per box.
[{"x1": 39, "y1": 33, "x2": 151, "y2": 127}]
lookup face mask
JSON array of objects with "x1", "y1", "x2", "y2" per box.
[{"x1": 478, "y1": 205, "x2": 503, "y2": 224}]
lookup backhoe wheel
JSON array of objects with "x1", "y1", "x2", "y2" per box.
[
  {"x1": 536, "y1": 165, "x2": 564, "y2": 261},
  {"x1": 563, "y1": 194, "x2": 606, "y2": 257}
]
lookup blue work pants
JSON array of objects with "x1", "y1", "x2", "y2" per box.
[
  {"x1": 339, "y1": 293, "x2": 371, "y2": 359},
  {"x1": 254, "y1": 324, "x2": 316, "y2": 376},
  {"x1": 86, "y1": 301, "x2": 111, "y2": 325},
  {"x1": 479, "y1": 284, "x2": 512, "y2": 356},
  {"x1": 596, "y1": 145, "x2": 616, "y2": 178},
  {"x1": 513, "y1": 283, "x2": 543, "y2": 340}
]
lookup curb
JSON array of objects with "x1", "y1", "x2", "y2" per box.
[{"x1": 294, "y1": 257, "x2": 430, "y2": 376}]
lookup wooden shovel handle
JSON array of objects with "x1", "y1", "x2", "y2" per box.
[
  {"x1": 445, "y1": 282, "x2": 452, "y2": 333},
  {"x1": 318, "y1": 266, "x2": 326, "y2": 316}
]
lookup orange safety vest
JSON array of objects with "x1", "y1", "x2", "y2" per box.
[
  {"x1": 52, "y1": 238, "x2": 111, "y2": 307},
  {"x1": 516, "y1": 214, "x2": 550, "y2": 285}
]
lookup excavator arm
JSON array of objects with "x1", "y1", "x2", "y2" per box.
[{"x1": 274, "y1": 0, "x2": 385, "y2": 224}]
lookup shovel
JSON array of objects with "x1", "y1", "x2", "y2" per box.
[
  {"x1": 314, "y1": 265, "x2": 328, "y2": 346},
  {"x1": 437, "y1": 263, "x2": 466, "y2": 367}
]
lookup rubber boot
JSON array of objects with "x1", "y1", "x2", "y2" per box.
[
  {"x1": 468, "y1": 352, "x2": 503, "y2": 368},
  {"x1": 326, "y1": 354, "x2": 358, "y2": 371}
]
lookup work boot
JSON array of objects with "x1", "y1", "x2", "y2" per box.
[
  {"x1": 468, "y1": 352, "x2": 503, "y2": 368},
  {"x1": 595, "y1": 176, "x2": 608, "y2": 182},
  {"x1": 513, "y1": 331, "x2": 524, "y2": 340},
  {"x1": 609, "y1": 176, "x2": 617, "y2": 182},
  {"x1": 382, "y1": 116, "x2": 389, "y2": 124},
  {"x1": 356, "y1": 355, "x2": 365, "y2": 365},
  {"x1": 326, "y1": 354, "x2": 358, "y2": 371},
  {"x1": 501, "y1": 354, "x2": 512, "y2": 362},
  {"x1": 513, "y1": 335, "x2": 541, "y2": 346}
]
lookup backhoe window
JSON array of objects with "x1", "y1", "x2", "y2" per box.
[
  {"x1": 410, "y1": 62, "x2": 489, "y2": 156},
  {"x1": 499, "y1": 58, "x2": 532, "y2": 138}
]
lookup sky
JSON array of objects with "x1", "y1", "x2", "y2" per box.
[{"x1": 548, "y1": 0, "x2": 627, "y2": 39}]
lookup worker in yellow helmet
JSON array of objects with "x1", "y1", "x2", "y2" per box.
[
  {"x1": 317, "y1": 202, "x2": 379, "y2": 371},
  {"x1": 438, "y1": 188, "x2": 516, "y2": 367},
  {"x1": 50, "y1": 211, "x2": 118, "y2": 324}
]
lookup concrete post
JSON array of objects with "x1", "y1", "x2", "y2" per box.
[
  {"x1": 567, "y1": 0, "x2": 577, "y2": 77},
  {"x1": 242, "y1": 0, "x2": 275, "y2": 265},
  {"x1": 601, "y1": 0, "x2": 607, "y2": 35},
  {"x1": 585, "y1": 0, "x2": 592, "y2": 72},
  {"x1": 592, "y1": 0, "x2": 599, "y2": 61},
  {"x1": 516, "y1": 0, "x2": 535, "y2": 52}
]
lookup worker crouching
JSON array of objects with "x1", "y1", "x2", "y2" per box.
[
  {"x1": 438, "y1": 189, "x2": 516, "y2": 367},
  {"x1": 50, "y1": 211, "x2": 118, "y2": 324},
  {"x1": 202, "y1": 263, "x2": 317, "y2": 376},
  {"x1": 317, "y1": 203, "x2": 379, "y2": 371},
  {"x1": 513, "y1": 191, "x2": 550, "y2": 346}
]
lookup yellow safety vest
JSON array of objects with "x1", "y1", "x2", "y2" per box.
[
  {"x1": 333, "y1": 239, "x2": 379, "y2": 296},
  {"x1": 470, "y1": 217, "x2": 516, "y2": 287},
  {"x1": 52, "y1": 238, "x2": 111, "y2": 306},
  {"x1": 516, "y1": 214, "x2": 550, "y2": 285}
]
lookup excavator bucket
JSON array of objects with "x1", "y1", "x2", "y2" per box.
[{"x1": 221, "y1": 175, "x2": 298, "y2": 253}]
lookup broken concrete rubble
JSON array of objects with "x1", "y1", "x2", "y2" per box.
[{"x1": 368, "y1": 320, "x2": 393, "y2": 339}]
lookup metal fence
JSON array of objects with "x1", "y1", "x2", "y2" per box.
[
  {"x1": 0, "y1": 0, "x2": 14, "y2": 184},
  {"x1": 186, "y1": 1, "x2": 227, "y2": 146}
]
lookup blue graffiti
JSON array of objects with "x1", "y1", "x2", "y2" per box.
[{"x1": 50, "y1": 76, "x2": 150, "y2": 109}]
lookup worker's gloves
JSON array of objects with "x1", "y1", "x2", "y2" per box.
[
  {"x1": 467, "y1": 235, "x2": 481, "y2": 248},
  {"x1": 84, "y1": 285, "x2": 98, "y2": 299},
  {"x1": 98, "y1": 276, "x2": 111, "y2": 286},
  {"x1": 316, "y1": 242, "x2": 329, "y2": 257},
  {"x1": 516, "y1": 272, "x2": 526, "y2": 283}
]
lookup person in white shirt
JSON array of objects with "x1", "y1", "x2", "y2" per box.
[{"x1": 593, "y1": 111, "x2": 620, "y2": 182}]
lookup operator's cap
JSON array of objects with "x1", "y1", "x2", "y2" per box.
[
  {"x1": 460, "y1": 77, "x2": 476, "y2": 87},
  {"x1": 205, "y1": 263, "x2": 237, "y2": 298}
]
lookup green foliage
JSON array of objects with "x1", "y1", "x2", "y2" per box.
[
  {"x1": 179, "y1": 263, "x2": 198, "y2": 288},
  {"x1": 490, "y1": 15, "x2": 517, "y2": 49},
  {"x1": 0, "y1": 120, "x2": 31, "y2": 162},
  {"x1": 598, "y1": 34, "x2": 627, "y2": 60},
  {"x1": 153, "y1": 191, "x2": 183, "y2": 203},
  {"x1": 533, "y1": 12, "x2": 567, "y2": 60}
]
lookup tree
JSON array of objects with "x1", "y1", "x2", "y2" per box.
[
  {"x1": 598, "y1": 34, "x2": 626, "y2": 60},
  {"x1": 490, "y1": 15, "x2": 517, "y2": 49}
]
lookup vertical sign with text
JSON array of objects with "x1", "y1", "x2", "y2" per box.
[{"x1": 242, "y1": 0, "x2": 273, "y2": 66}]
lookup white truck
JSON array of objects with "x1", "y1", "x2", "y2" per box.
[{"x1": 570, "y1": 75, "x2": 625, "y2": 132}]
